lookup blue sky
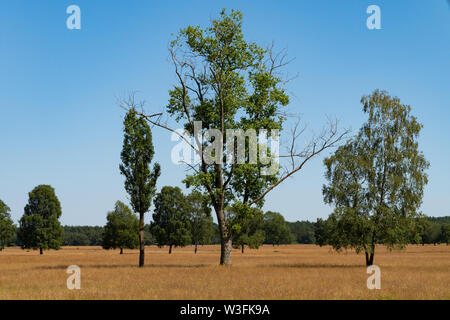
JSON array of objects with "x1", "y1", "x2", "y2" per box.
[{"x1": 0, "y1": 0, "x2": 449, "y2": 226}]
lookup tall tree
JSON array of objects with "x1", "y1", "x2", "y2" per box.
[
  {"x1": 186, "y1": 190, "x2": 213, "y2": 253},
  {"x1": 151, "y1": 186, "x2": 191, "y2": 254},
  {"x1": 263, "y1": 211, "x2": 292, "y2": 246},
  {"x1": 323, "y1": 90, "x2": 429, "y2": 266},
  {"x1": 18, "y1": 185, "x2": 63, "y2": 254},
  {"x1": 122, "y1": 9, "x2": 346, "y2": 265},
  {"x1": 120, "y1": 108, "x2": 160, "y2": 267},
  {"x1": 0, "y1": 200, "x2": 16, "y2": 251},
  {"x1": 102, "y1": 201, "x2": 139, "y2": 254}
]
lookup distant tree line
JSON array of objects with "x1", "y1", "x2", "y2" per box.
[{"x1": 2, "y1": 192, "x2": 448, "y2": 250}]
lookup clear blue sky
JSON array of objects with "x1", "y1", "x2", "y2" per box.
[{"x1": 1, "y1": 1, "x2": 449, "y2": 226}]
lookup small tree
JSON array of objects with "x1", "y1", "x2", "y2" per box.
[
  {"x1": 231, "y1": 205, "x2": 265, "y2": 253},
  {"x1": 0, "y1": 200, "x2": 16, "y2": 251},
  {"x1": 102, "y1": 201, "x2": 139, "y2": 254},
  {"x1": 120, "y1": 108, "x2": 160, "y2": 266},
  {"x1": 18, "y1": 185, "x2": 63, "y2": 254},
  {"x1": 314, "y1": 218, "x2": 330, "y2": 246},
  {"x1": 186, "y1": 191, "x2": 213, "y2": 253},
  {"x1": 151, "y1": 186, "x2": 191, "y2": 254},
  {"x1": 323, "y1": 90, "x2": 429, "y2": 266},
  {"x1": 263, "y1": 211, "x2": 292, "y2": 246},
  {"x1": 441, "y1": 224, "x2": 450, "y2": 245}
]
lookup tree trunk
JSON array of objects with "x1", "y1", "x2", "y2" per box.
[
  {"x1": 39, "y1": 248, "x2": 43, "y2": 255},
  {"x1": 169, "y1": 244, "x2": 173, "y2": 254},
  {"x1": 220, "y1": 238, "x2": 232, "y2": 266},
  {"x1": 139, "y1": 213, "x2": 145, "y2": 267},
  {"x1": 216, "y1": 206, "x2": 232, "y2": 266},
  {"x1": 241, "y1": 244, "x2": 244, "y2": 254},
  {"x1": 120, "y1": 248, "x2": 123, "y2": 254},
  {"x1": 194, "y1": 243, "x2": 198, "y2": 254}
]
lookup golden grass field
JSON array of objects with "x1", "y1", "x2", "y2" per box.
[{"x1": 0, "y1": 244, "x2": 449, "y2": 300}]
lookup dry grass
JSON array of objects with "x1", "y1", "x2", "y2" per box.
[{"x1": 0, "y1": 244, "x2": 449, "y2": 300}]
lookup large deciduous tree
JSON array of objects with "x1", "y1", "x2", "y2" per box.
[
  {"x1": 122, "y1": 9, "x2": 346, "y2": 265},
  {"x1": 151, "y1": 186, "x2": 191, "y2": 254},
  {"x1": 0, "y1": 200, "x2": 16, "y2": 251},
  {"x1": 18, "y1": 185, "x2": 63, "y2": 254},
  {"x1": 323, "y1": 90, "x2": 429, "y2": 266},
  {"x1": 102, "y1": 201, "x2": 139, "y2": 254},
  {"x1": 120, "y1": 109, "x2": 161, "y2": 267}
]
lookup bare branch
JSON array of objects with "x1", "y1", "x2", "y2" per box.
[{"x1": 250, "y1": 119, "x2": 350, "y2": 206}]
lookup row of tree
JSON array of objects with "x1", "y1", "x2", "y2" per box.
[
  {"x1": 2, "y1": 192, "x2": 447, "y2": 254},
  {"x1": 0, "y1": 10, "x2": 439, "y2": 269}
]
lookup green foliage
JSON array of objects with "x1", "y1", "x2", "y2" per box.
[
  {"x1": 229, "y1": 204, "x2": 265, "y2": 252},
  {"x1": 62, "y1": 226, "x2": 104, "y2": 246},
  {"x1": 286, "y1": 220, "x2": 315, "y2": 244},
  {"x1": 120, "y1": 109, "x2": 160, "y2": 216},
  {"x1": 18, "y1": 185, "x2": 63, "y2": 253},
  {"x1": 151, "y1": 186, "x2": 191, "y2": 251},
  {"x1": 322, "y1": 90, "x2": 429, "y2": 264},
  {"x1": 314, "y1": 218, "x2": 330, "y2": 246},
  {"x1": 144, "y1": 224, "x2": 157, "y2": 245},
  {"x1": 441, "y1": 223, "x2": 450, "y2": 245},
  {"x1": 263, "y1": 211, "x2": 293, "y2": 245},
  {"x1": 0, "y1": 200, "x2": 16, "y2": 250},
  {"x1": 102, "y1": 201, "x2": 139, "y2": 252},
  {"x1": 186, "y1": 191, "x2": 214, "y2": 250}
]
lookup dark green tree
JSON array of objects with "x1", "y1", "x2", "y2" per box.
[
  {"x1": 186, "y1": 191, "x2": 213, "y2": 253},
  {"x1": 120, "y1": 108, "x2": 161, "y2": 267},
  {"x1": 151, "y1": 186, "x2": 191, "y2": 254},
  {"x1": 123, "y1": 9, "x2": 345, "y2": 265},
  {"x1": 263, "y1": 211, "x2": 293, "y2": 246},
  {"x1": 422, "y1": 222, "x2": 442, "y2": 245},
  {"x1": 18, "y1": 185, "x2": 63, "y2": 254},
  {"x1": 102, "y1": 201, "x2": 139, "y2": 254},
  {"x1": 323, "y1": 90, "x2": 429, "y2": 266},
  {"x1": 441, "y1": 224, "x2": 450, "y2": 245},
  {"x1": 0, "y1": 200, "x2": 16, "y2": 250},
  {"x1": 287, "y1": 220, "x2": 316, "y2": 244},
  {"x1": 230, "y1": 205, "x2": 265, "y2": 253},
  {"x1": 314, "y1": 218, "x2": 331, "y2": 246}
]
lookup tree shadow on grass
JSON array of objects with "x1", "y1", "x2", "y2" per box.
[
  {"x1": 260, "y1": 263, "x2": 364, "y2": 269},
  {"x1": 35, "y1": 264, "x2": 209, "y2": 270}
]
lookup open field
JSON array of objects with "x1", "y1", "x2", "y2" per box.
[{"x1": 0, "y1": 244, "x2": 449, "y2": 300}]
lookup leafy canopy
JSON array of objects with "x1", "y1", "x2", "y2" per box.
[
  {"x1": 0, "y1": 200, "x2": 16, "y2": 250},
  {"x1": 18, "y1": 185, "x2": 63, "y2": 251},
  {"x1": 323, "y1": 90, "x2": 429, "y2": 255},
  {"x1": 120, "y1": 109, "x2": 160, "y2": 215},
  {"x1": 151, "y1": 186, "x2": 191, "y2": 249},
  {"x1": 102, "y1": 201, "x2": 139, "y2": 251}
]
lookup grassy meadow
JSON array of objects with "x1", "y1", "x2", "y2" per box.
[{"x1": 0, "y1": 244, "x2": 449, "y2": 300}]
